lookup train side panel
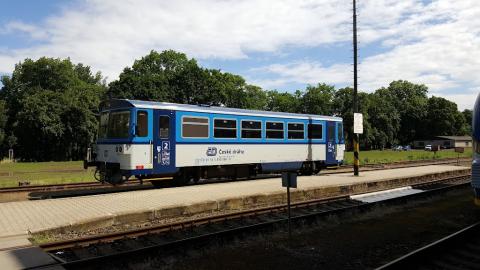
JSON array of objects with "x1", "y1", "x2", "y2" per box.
[
  {"x1": 472, "y1": 93, "x2": 480, "y2": 198},
  {"x1": 175, "y1": 144, "x2": 328, "y2": 167},
  {"x1": 88, "y1": 99, "x2": 345, "y2": 184}
]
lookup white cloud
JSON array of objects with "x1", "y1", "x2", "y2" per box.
[
  {"x1": 250, "y1": 0, "x2": 480, "y2": 110},
  {"x1": 0, "y1": 0, "x2": 354, "y2": 80},
  {"x1": 0, "y1": 0, "x2": 478, "y2": 110},
  {"x1": 250, "y1": 61, "x2": 351, "y2": 89},
  {"x1": 435, "y1": 92, "x2": 478, "y2": 111},
  {"x1": 1, "y1": 21, "x2": 49, "y2": 40}
]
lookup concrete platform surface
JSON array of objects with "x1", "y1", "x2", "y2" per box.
[
  {"x1": 0, "y1": 247, "x2": 61, "y2": 270},
  {"x1": 0, "y1": 165, "x2": 469, "y2": 239},
  {"x1": 0, "y1": 235, "x2": 32, "y2": 251}
]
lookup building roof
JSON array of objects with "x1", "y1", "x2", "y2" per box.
[
  {"x1": 101, "y1": 99, "x2": 343, "y2": 121},
  {"x1": 435, "y1": 135, "x2": 472, "y2": 141}
]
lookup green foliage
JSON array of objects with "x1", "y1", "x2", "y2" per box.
[
  {"x1": 461, "y1": 109, "x2": 473, "y2": 134},
  {"x1": 0, "y1": 50, "x2": 473, "y2": 161},
  {"x1": 367, "y1": 88, "x2": 401, "y2": 149},
  {"x1": 107, "y1": 50, "x2": 263, "y2": 109},
  {"x1": 0, "y1": 100, "x2": 6, "y2": 145},
  {"x1": 300, "y1": 83, "x2": 335, "y2": 115},
  {"x1": 426, "y1": 96, "x2": 466, "y2": 136},
  {"x1": 0, "y1": 57, "x2": 106, "y2": 161},
  {"x1": 379, "y1": 80, "x2": 429, "y2": 144},
  {"x1": 265, "y1": 90, "x2": 301, "y2": 113}
]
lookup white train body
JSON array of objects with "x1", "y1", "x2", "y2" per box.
[{"x1": 87, "y1": 99, "x2": 345, "y2": 184}]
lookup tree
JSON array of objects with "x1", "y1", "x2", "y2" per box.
[
  {"x1": 380, "y1": 80, "x2": 428, "y2": 144},
  {"x1": 265, "y1": 90, "x2": 301, "y2": 113},
  {"x1": 108, "y1": 50, "x2": 192, "y2": 101},
  {"x1": 244, "y1": 85, "x2": 267, "y2": 110},
  {"x1": 0, "y1": 57, "x2": 105, "y2": 161},
  {"x1": 462, "y1": 109, "x2": 473, "y2": 134},
  {"x1": 367, "y1": 88, "x2": 401, "y2": 149},
  {"x1": 0, "y1": 100, "x2": 6, "y2": 147},
  {"x1": 300, "y1": 83, "x2": 335, "y2": 115},
  {"x1": 108, "y1": 50, "x2": 257, "y2": 109},
  {"x1": 425, "y1": 96, "x2": 462, "y2": 137}
]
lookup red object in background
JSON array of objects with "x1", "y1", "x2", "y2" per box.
[{"x1": 136, "y1": 165, "x2": 144, "y2": 169}]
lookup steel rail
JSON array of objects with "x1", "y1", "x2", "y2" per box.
[
  {"x1": 12, "y1": 158, "x2": 471, "y2": 200},
  {"x1": 39, "y1": 174, "x2": 471, "y2": 268},
  {"x1": 376, "y1": 221, "x2": 480, "y2": 269},
  {"x1": 1, "y1": 157, "x2": 470, "y2": 194}
]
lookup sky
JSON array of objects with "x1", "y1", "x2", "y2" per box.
[{"x1": 0, "y1": 0, "x2": 479, "y2": 110}]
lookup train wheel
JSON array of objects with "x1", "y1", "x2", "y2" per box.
[
  {"x1": 172, "y1": 171, "x2": 190, "y2": 186},
  {"x1": 135, "y1": 175, "x2": 144, "y2": 185},
  {"x1": 192, "y1": 175, "x2": 200, "y2": 184},
  {"x1": 300, "y1": 162, "x2": 314, "y2": 176},
  {"x1": 150, "y1": 180, "x2": 169, "y2": 188}
]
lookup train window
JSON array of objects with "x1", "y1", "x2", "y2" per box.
[
  {"x1": 107, "y1": 111, "x2": 131, "y2": 138},
  {"x1": 288, "y1": 123, "x2": 304, "y2": 139},
  {"x1": 98, "y1": 112, "x2": 109, "y2": 139},
  {"x1": 182, "y1": 116, "x2": 209, "y2": 138},
  {"x1": 308, "y1": 124, "x2": 323, "y2": 139},
  {"x1": 214, "y1": 119, "x2": 237, "y2": 138},
  {"x1": 328, "y1": 124, "x2": 335, "y2": 140},
  {"x1": 136, "y1": 111, "x2": 148, "y2": 137},
  {"x1": 241, "y1": 120, "x2": 262, "y2": 139},
  {"x1": 337, "y1": 123, "x2": 344, "y2": 141},
  {"x1": 159, "y1": 116, "x2": 169, "y2": 139},
  {"x1": 266, "y1": 122, "x2": 284, "y2": 139}
]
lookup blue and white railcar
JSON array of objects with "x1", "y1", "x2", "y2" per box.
[
  {"x1": 85, "y1": 99, "x2": 345, "y2": 185},
  {"x1": 472, "y1": 93, "x2": 480, "y2": 198}
]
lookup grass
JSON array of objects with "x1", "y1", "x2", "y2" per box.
[
  {"x1": 343, "y1": 148, "x2": 472, "y2": 165},
  {"x1": 29, "y1": 231, "x2": 58, "y2": 245},
  {"x1": 0, "y1": 160, "x2": 95, "y2": 188},
  {"x1": 0, "y1": 148, "x2": 473, "y2": 188}
]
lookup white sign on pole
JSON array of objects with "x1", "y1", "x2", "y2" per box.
[{"x1": 354, "y1": 113, "x2": 363, "y2": 134}]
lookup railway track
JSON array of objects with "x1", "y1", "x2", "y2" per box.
[
  {"x1": 0, "y1": 179, "x2": 146, "y2": 202},
  {"x1": 0, "y1": 157, "x2": 470, "y2": 202},
  {"x1": 377, "y1": 221, "x2": 480, "y2": 269},
  {"x1": 38, "y1": 173, "x2": 471, "y2": 269}
]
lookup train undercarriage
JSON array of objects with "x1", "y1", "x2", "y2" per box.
[{"x1": 87, "y1": 160, "x2": 329, "y2": 187}]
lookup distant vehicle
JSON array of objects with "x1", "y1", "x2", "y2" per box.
[
  {"x1": 472, "y1": 93, "x2": 480, "y2": 199},
  {"x1": 403, "y1": 145, "x2": 411, "y2": 151},
  {"x1": 84, "y1": 99, "x2": 345, "y2": 186},
  {"x1": 424, "y1": 145, "x2": 432, "y2": 151},
  {"x1": 392, "y1": 145, "x2": 403, "y2": 151}
]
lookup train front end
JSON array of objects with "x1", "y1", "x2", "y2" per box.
[
  {"x1": 84, "y1": 100, "x2": 153, "y2": 185},
  {"x1": 472, "y1": 93, "x2": 480, "y2": 199}
]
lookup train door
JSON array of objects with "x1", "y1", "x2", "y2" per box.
[
  {"x1": 153, "y1": 110, "x2": 177, "y2": 174},
  {"x1": 326, "y1": 121, "x2": 337, "y2": 164},
  {"x1": 336, "y1": 122, "x2": 345, "y2": 161}
]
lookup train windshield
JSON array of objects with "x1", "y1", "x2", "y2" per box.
[{"x1": 98, "y1": 110, "x2": 131, "y2": 139}]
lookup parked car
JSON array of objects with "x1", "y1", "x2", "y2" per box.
[
  {"x1": 403, "y1": 145, "x2": 411, "y2": 151},
  {"x1": 393, "y1": 145, "x2": 403, "y2": 151},
  {"x1": 425, "y1": 144, "x2": 432, "y2": 151}
]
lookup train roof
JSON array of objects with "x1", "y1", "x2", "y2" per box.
[{"x1": 101, "y1": 99, "x2": 343, "y2": 121}]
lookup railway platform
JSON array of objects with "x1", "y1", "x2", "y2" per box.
[{"x1": 0, "y1": 165, "x2": 470, "y2": 248}]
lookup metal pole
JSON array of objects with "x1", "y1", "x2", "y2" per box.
[
  {"x1": 353, "y1": 0, "x2": 360, "y2": 176},
  {"x1": 287, "y1": 185, "x2": 291, "y2": 240}
]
